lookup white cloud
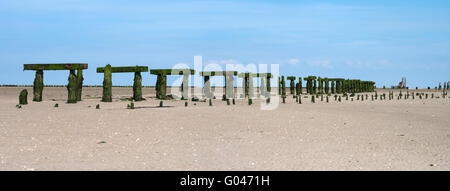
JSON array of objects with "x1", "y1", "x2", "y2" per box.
[{"x1": 287, "y1": 58, "x2": 300, "y2": 66}]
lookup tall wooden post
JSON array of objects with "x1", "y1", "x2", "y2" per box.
[
  {"x1": 204, "y1": 76, "x2": 212, "y2": 99},
  {"x1": 331, "y1": 80, "x2": 335, "y2": 94},
  {"x1": 76, "y1": 69, "x2": 83, "y2": 101},
  {"x1": 33, "y1": 70, "x2": 44, "y2": 102},
  {"x1": 298, "y1": 77, "x2": 302, "y2": 94},
  {"x1": 281, "y1": 76, "x2": 286, "y2": 97},
  {"x1": 260, "y1": 76, "x2": 266, "y2": 97},
  {"x1": 248, "y1": 73, "x2": 254, "y2": 98},
  {"x1": 133, "y1": 72, "x2": 143, "y2": 101},
  {"x1": 182, "y1": 73, "x2": 189, "y2": 100},
  {"x1": 67, "y1": 70, "x2": 78, "y2": 104},
  {"x1": 102, "y1": 64, "x2": 112, "y2": 102},
  {"x1": 287, "y1": 76, "x2": 295, "y2": 94},
  {"x1": 225, "y1": 73, "x2": 234, "y2": 99}
]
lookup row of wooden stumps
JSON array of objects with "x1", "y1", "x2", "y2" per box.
[
  {"x1": 23, "y1": 64, "x2": 88, "y2": 104},
  {"x1": 280, "y1": 75, "x2": 376, "y2": 95},
  {"x1": 96, "y1": 65, "x2": 149, "y2": 102}
]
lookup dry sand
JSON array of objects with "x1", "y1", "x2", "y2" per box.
[{"x1": 0, "y1": 87, "x2": 449, "y2": 170}]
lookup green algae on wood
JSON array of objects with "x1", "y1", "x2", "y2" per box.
[
  {"x1": 102, "y1": 64, "x2": 113, "y2": 102},
  {"x1": 67, "y1": 70, "x2": 78, "y2": 104},
  {"x1": 33, "y1": 70, "x2": 44, "y2": 102},
  {"x1": 24, "y1": 63, "x2": 88, "y2": 71},
  {"x1": 287, "y1": 76, "x2": 296, "y2": 95},
  {"x1": 76, "y1": 69, "x2": 83, "y2": 101},
  {"x1": 133, "y1": 72, "x2": 143, "y2": 101},
  {"x1": 19, "y1": 89, "x2": 28, "y2": 105}
]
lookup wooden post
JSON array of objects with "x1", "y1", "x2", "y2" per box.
[
  {"x1": 155, "y1": 74, "x2": 162, "y2": 99},
  {"x1": 102, "y1": 64, "x2": 112, "y2": 102},
  {"x1": 204, "y1": 76, "x2": 212, "y2": 99},
  {"x1": 225, "y1": 73, "x2": 234, "y2": 99},
  {"x1": 160, "y1": 74, "x2": 167, "y2": 99},
  {"x1": 33, "y1": 70, "x2": 44, "y2": 102},
  {"x1": 278, "y1": 77, "x2": 281, "y2": 95},
  {"x1": 182, "y1": 73, "x2": 189, "y2": 100},
  {"x1": 133, "y1": 72, "x2": 143, "y2": 101},
  {"x1": 313, "y1": 78, "x2": 317, "y2": 94},
  {"x1": 248, "y1": 73, "x2": 254, "y2": 99},
  {"x1": 298, "y1": 77, "x2": 302, "y2": 95},
  {"x1": 331, "y1": 80, "x2": 335, "y2": 94},
  {"x1": 67, "y1": 70, "x2": 78, "y2": 103},
  {"x1": 318, "y1": 77, "x2": 323, "y2": 94},
  {"x1": 244, "y1": 76, "x2": 249, "y2": 97},
  {"x1": 19, "y1": 89, "x2": 28, "y2": 105},
  {"x1": 281, "y1": 76, "x2": 286, "y2": 97},
  {"x1": 287, "y1": 76, "x2": 295, "y2": 94},
  {"x1": 260, "y1": 75, "x2": 266, "y2": 97},
  {"x1": 76, "y1": 69, "x2": 83, "y2": 101}
]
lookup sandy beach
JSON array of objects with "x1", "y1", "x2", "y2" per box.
[{"x1": 0, "y1": 87, "x2": 449, "y2": 170}]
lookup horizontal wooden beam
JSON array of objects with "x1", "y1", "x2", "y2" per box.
[
  {"x1": 328, "y1": 78, "x2": 345, "y2": 81},
  {"x1": 97, "y1": 66, "x2": 148, "y2": 73},
  {"x1": 286, "y1": 76, "x2": 296, "y2": 80},
  {"x1": 199, "y1": 71, "x2": 238, "y2": 76},
  {"x1": 237, "y1": 73, "x2": 272, "y2": 78},
  {"x1": 304, "y1": 76, "x2": 317, "y2": 80},
  {"x1": 150, "y1": 69, "x2": 195, "y2": 75},
  {"x1": 24, "y1": 63, "x2": 88, "y2": 70}
]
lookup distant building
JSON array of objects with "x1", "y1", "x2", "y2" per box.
[{"x1": 398, "y1": 77, "x2": 406, "y2": 88}]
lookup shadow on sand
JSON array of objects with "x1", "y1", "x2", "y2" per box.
[{"x1": 132, "y1": 106, "x2": 175, "y2": 109}]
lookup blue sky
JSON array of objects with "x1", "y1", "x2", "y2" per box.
[{"x1": 0, "y1": 0, "x2": 449, "y2": 88}]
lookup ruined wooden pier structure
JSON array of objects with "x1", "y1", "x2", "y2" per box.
[
  {"x1": 97, "y1": 65, "x2": 148, "y2": 102},
  {"x1": 199, "y1": 71, "x2": 238, "y2": 100},
  {"x1": 150, "y1": 69, "x2": 195, "y2": 100},
  {"x1": 24, "y1": 63, "x2": 88, "y2": 103}
]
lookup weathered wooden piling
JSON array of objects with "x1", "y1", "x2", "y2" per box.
[
  {"x1": 281, "y1": 76, "x2": 286, "y2": 102},
  {"x1": 203, "y1": 76, "x2": 212, "y2": 99},
  {"x1": 101, "y1": 64, "x2": 112, "y2": 102},
  {"x1": 324, "y1": 78, "x2": 329, "y2": 94},
  {"x1": 19, "y1": 89, "x2": 28, "y2": 105},
  {"x1": 33, "y1": 70, "x2": 44, "y2": 102},
  {"x1": 67, "y1": 70, "x2": 78, "y2": 103},
  {"x1": 133, "y1": 72, "x2": 143, "y2": 101},
  {"x1": 318, "y1": 77, "x2": 323, "y2": 94},
  {"x1": 298, "y1": 77, "x2": 303, "y2": 95},
  {"x1": 76, "y1": 69, "x2": 83, "y2": 101},
  {"x1": 287, "y1": 76, "x2": 296, "y2": 95}
]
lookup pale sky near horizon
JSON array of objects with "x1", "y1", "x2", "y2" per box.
[{"x1": 0, "y1": 0, "x2": 449, "y2": 88}]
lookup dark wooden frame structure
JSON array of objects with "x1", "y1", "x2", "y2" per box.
[
  {"x1": 23, "y1": 63, "x2": 88, "y2": 103},
  {"x1": 150, "y1": 69, "x2": 195, "y2": 100},
  {"x1": 97, "y1": 65, "x2": 148, "y2": 102}
]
